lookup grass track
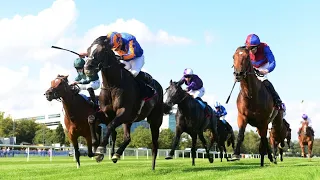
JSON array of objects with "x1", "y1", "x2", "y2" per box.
[{"x1": 0, "y1": 156, "x2": 319, "y2": 180}]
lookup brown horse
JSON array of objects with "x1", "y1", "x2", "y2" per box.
[
  {"x1": 231, "y1": 46, "x2": 284, "y2": 166},
  {"x1": 44, "y1": 75, "x2": 117, "y2": 168},
  {"x1": 298, "y1": 121, "x2": 314, "y2": 159},
  {"x1": 83, "y1": 36, "x2": 166, "y2": 170},
  {"x1": 269, "y1": 118, "x2": 291, "y2": 164}
]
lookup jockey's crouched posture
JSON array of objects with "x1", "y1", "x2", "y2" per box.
[
  {"x1": 72, "y1": 58, "x2": 100, "y2": 109},
  {"x1": 298, "y1": 114, "x2": 314, "y2": 136},
  {"x1": 177, "y1": 68, "x2": 210, "y2": 115},
  {"x1": 79, "y1": 32, "x2": 156, "y2": 108},
  {"x1": 245, "y1": 34, "x2": 283, "y2": 110}
]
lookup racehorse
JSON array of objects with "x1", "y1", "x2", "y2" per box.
[
  {"x1": 83, "y1": 36, "x2": 165, "y2": 170},
  {"x1": 216, "y1": 119, "x2": 235, "y2": 162},
  {"x1": 231, "y1": 46, "x2": 283, "y2": 166},
  {"x1": 298, "y1": 120, "x2": 314, "y2": 159},
  {"x1": 44, "y1": 75, "x2": 117, "y2": 168},
  {"x1": 269, "y1": 119, "x2": 291, "y2": 164},
  {"x1": 163, "y1": 80, "x2": 218, "y2": 166}
]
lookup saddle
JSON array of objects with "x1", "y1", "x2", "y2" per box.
[{"x1": 135, "y1": 71, "x2": 157, "y2": 101}]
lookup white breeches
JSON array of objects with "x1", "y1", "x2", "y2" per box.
[
  {"x1": 188, "y1": 87, "x2": 205, "y2": 98},
  {"x1": 119, "y1": 56, "x2": 145, "y2": 77},
  {"x1": 219, "y1": 115, "x2": 226, "y2": 120},
  {"x1": 254, "y1": 62, "x2": 269, "y2": 81},
  {"x1": 300, "y1": 119, "x2": 312, "y2": 128},
  {"x1": 78, "y1": 79, "x2": 100, "y2": 90}
]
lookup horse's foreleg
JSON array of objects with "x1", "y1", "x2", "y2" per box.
[
  {"x1": 272, "y1": 141, "x2": 278, "y2": 164},
  {"x1": 112, "y1": 123, "x2": 132, "y2": 163},
  {"x1": 191, "y1": 134, "x2": 197, "y2": 166},
  {"x1": 70, "y1": 136, "x2": 80, "y2": 169},
  {"x1": 308, "y1": 140, "x2": 313, "y2": 159},
  {"x1": 223, "y1": 144, "x2": 229, "y2": 161},
  {"x1": 218, "y1": 145, "x2": 223, "y2": 162},
  {"x1": 300, "y1": 141, "x2": 306, "y2": 157},
  {"x1": 111, "y1": 129, "x2": 117, "y2": 157},
  {"x1": 165, "y1": 127, "x2": 183, "y2": 160},
  {"x1": 85, "y1": 135, "x2": 94, "y2": 158},
  {"x1": 150, "y1": 122, "x2": 160, "y2": 171},
  {"x1": 88, "y1": 114, "x2": 99, "y2": 150},
  {"x1": 198, "y1": 132, "x2": 213, "y2": 163},
  {"x1": 231, "y1": 116, "x2": 247, "y2": 161},
  {"x1": 279, "y1": 141, "x2": 284, "y2": 162}
]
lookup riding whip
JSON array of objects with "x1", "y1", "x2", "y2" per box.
[
  {"x1": 225, "y1": 81, "x2": 236, "y2": 104},
  {"x1": 51, "y1": 46, "x2": 80, "y2": 56}
]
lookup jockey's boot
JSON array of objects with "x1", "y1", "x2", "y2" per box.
[
  {"x1": 87, "y1": 88, "x2": 99, "y2": 110},
  {"x1": 262, "y1": 80, "x2": 282, "y2": 110},
  {"x1": 137, "y1": 71, "x2": 153, "y2": 84},
  {"x1": 196, "y1": 97, "x2": 211, "y2": 116},
  {"x1": 135, "y1": 72, "x2": 156, "y2": 101}
]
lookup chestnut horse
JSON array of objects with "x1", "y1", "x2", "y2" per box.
[
  {"x1": 269, "y1": 118, "x2": 291, "y2": 164},
  {"x1": 44, "y1": 75, "x2": 116, "y2": 168},
  {"x1": 298, "y1": 121, "x2": 314, "y2": 159},
  {"x1": 231, "y1": 46, "x2": 284, "y2": 166}
]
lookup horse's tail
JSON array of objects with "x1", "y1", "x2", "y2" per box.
[{"x1": 163, "y1": 103, "x2": 172, "y2": 115}]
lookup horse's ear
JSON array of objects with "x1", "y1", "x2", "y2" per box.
[
  {"x1": 57, "y1": 74, "x2": 60, "y2": 77},
  {"x1": 170, "y1": 79, "x2": 173, "y2": 85},
  {"x1": 64, "y1": 74, "x2": 69, "y2": 79}
]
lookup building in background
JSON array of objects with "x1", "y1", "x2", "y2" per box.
[
  {"x1": 161, "y1": 106, "x2": 177, "y2": 132},
  {"x1": 14, "y1": 112, "x2": 64, "y2": 130}
]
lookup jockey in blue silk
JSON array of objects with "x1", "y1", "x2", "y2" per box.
[
  {"x1": 214, "y1": 102, "x2": 233, "y2": 133},
  {"x1": 245, "y1": 34, "x2": 283, "y2": 110},
  {"x1": 71, "y1": 58, "x2": 100, "y2": 109},
  {"x1": 79, "y1": 32, "x2": 156, "y2": 108}
]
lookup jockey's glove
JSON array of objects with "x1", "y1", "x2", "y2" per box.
[{"x1": 115, "y1": 55, "x2": 123, "y2": 61}]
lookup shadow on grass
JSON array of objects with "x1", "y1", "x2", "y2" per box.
[{"x1": 182, "y1": 162, "x2": 272, "y2": 172}]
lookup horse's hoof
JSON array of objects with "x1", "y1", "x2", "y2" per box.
[
  {"x1": 95, "y1": 154, "x2": 104, "y2": 163},
  {"x1": 209, "y1": 157, "x2": 214, "y2": 163},
  {"x1": 273, "y1": 160, "x2": 277, "y2": 164},
  {"x1": 96, "y1": 146, "x2": 106, "y2": 154},
  {"x1": 230, "y1": 154, "x2": 241, "y2": 161},
  {"x1": 165, "y1": 156, "x2": 173, "y2": 160},
  {"x1": 111, "y1": 153, "x2": 120, "y2": 163}
]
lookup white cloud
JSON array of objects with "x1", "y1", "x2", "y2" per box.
[{"x1": 0, "y1": 0, "x2": 192, "y2": 119}]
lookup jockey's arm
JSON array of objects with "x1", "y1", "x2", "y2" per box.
[
  {"x1": 264, "y1": 46, "x2": 276, "y2": 72},
  {"x1": 221, "y1": 106, "x2": 228, "y2": 116},
  {"x1": 177, "y1": 78, "x2": 185, "y2": 86},
  {"x1": 186, "y1": 82, "x2": 197, "y2": 91},
  {"x1": 122, "y1": 40, "x2": 136, "y2": 61},
  {"x1": 74, "y1": 75, "x2": 82, "y2": 82}
]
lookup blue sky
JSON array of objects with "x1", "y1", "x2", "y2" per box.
[{"x1": 1, "y1": 0, "x2": 320, "y2": 138}]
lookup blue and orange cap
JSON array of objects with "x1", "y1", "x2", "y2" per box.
[{"x1": 107, "y1": 32, "x2": 122, "y2": 49}]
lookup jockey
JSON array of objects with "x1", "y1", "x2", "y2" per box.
[
  {"x1": 282, "y1": 103, "x2": 286, "y2": 118},
  {"x1": 245, "y1": 34, "x2": 283, "y2": 110},
  {"x1": 214, "y1": 102, "x2": 233, "y2": 133},
  {"x1": 178, "y1": 68, "x2": 205, "y2": 100},
  {"x1": 298, "y1": 114, "x2": 314, "y2": 135},
  {"x1": 72, "y1": 58, "x2": 100, "y2": 109},
  {"x1": 79, "y1": 32, "x2": 156, "y2": 105},
  {"x1": 177, "y1": 68, "x2": 210, "y2": 113}
]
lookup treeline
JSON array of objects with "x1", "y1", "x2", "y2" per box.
[{"x1": 1, "y1": 112, "x2": 320, "y2": 155}]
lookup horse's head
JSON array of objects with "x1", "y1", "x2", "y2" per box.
[
  {"x1": 165, "y1": 80, "x2": 186, "y2": 106},
  {"x1": 233, "y1": 46, "x2": 253, "y2": 82},
  {"x1": 84, "y1": 36, "x2": 120, "y2": 77},
  {"x1": 45, "y1": 75, "x2": 74, "y2": 101}
]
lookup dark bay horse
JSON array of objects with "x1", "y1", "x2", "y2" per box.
[
  {"x1": 163, "y1": 80, "x2": 218, "y2": 166},
  {"x1": 83, "y1": 36, "x2": 165, "y2": 170},
  {"x1": 231, "y1": 46, "x2": 284, "y2": 166},
  {"x1": 216, "y1": 120, "x2": 235, "y2": 162},
  {"x1": 44, "y1": 75, "x2": 116, "y2": 168},
  {"x1": 298, "y1": 121, "x2": 314, "y2": 159},
  {"x1": 269, "y1": 119, "x2": 291, "y2": 163}
]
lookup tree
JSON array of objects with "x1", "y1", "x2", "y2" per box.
[
  {"x1": 55, "y1": 123, "x2": 65, "y2": 146},
  {"x1": 159, "y1": 129, "x2": 175, "y2": 149},
  {"x1": 33, "y1": 124, "x2": 56, "y2": 145},
  {"x1": 0, "y1": 112, "x2": 14, "y2": 137},
  {"x1": 15, "y1": 119, "x2": 39, "y2": 144},
  {"x1": 115, "y1": 126, "x2": 124, "y2": 147},
  {"x1": 130, "y1": 126, "x2": 152, "y2": 148}
]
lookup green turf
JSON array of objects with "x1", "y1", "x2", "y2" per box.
[{"x1": 0, "y1": 156, "x2": 319, "y2": 180}]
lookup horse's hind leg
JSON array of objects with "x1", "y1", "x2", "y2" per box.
[
  {"x1": 223, "y1": 144, "x2": 229, "y2": 161},
  {"x1": 218, "y1": 145, "x2": 223, "y2": 162},
  {"x1": 198, "y1": 132, "x2": 213, "y2": 163},
  {"x1": 308, "y1": 140, "x2": 313, "y2": 160},
  {"x1": 88, "y1": 114, "x2": 99, "y2": 151},
  {"x1": 85, "y1": 135, "x2": 94, "y2": 158},
  {"x1": 149, "y1": 115, "x2": 162, "y2": 170},
  {"x1": 112, "y1": 123, "x2": 132, "y2": 163},
  {"x1": 279, "y1": 141, "x2": 284, "y2": 162},
  {"x1": 191, "y1": 134, "x2": 197, "y2": 166},
  {"x1": 70, "y1": 135, "x2": 81, "y2": 168},
  {"x1": 110, "y1": 129, "x2": 117, "y2": 157},
  {"x1": 165, "y1": 127, "x2": 183, "y2": 160}
]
